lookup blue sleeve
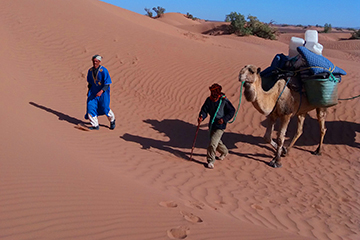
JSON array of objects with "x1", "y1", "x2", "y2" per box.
[
  {"x1": 199, "y1": 98, "x2": 210, "y2": 120},
  {"x1": 222, "y1": 99, "x2": 235, "y2": 123},
  {"x1": 87, "y1": 69, "x2": 92, "y2": 84},
  {"x1": 101, "y1": 67, "x2": 112, "y2": 85}
]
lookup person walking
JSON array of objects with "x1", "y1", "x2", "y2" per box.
[
  {"x1": 85, "y1": 54, "x2": 116, "y2": 130},
  {"x1": 198, "y1": 83, "x2": 235, "y2": 169}
]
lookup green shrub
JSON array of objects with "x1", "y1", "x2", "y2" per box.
[
  {"x1": 247, "y1": 15, "x2": 277, "y2": 40},
  {"x1": 225, "y1": 12, "x2": 251, "y2": 36},
  {"x1": 225, "y1": 12, "x2": 277, "y2": 39},
  {"x1": 186, "y1": 12, "x2": 198, "y2": 20},
  {"x1": 350, "y1": 29, "x2": 360, "y2": 39},
  {"x1": 324, "y1": 23, "x2": 332, "y2": 33},
  {"x1": 144, "y1": 6, "x2": 165, "y2": 18},
  {"x1": 144, "y1": 8, "x2": 153, "y2": 17},
  {"x1": 152, "y1": 6, "x2": 165, "y2": 18}
]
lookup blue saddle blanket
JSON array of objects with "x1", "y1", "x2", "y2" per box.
[
  {"x1": 260, "y1": 53, "x2": 289, "y2": 78},
  {"x1": 297, "y1": 46, "x2": 347, "y2": 75}
]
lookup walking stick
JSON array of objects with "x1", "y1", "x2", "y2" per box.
[{"x1": 189, "y1": 121, "x2": 201, "y2": 161}]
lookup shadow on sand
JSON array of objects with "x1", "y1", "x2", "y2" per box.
[
  {"x1": 267, "y1": 115, "x2": 360, "y2": 152},
  {"x1": 29, "y1": 101, "x2": 109, "y2": 129},
  {"x1": 29, "y1": 101, "x2": 359, "y2": 163},
  {"x1": 120, "y1": 119, "x2": 274, "y2": 166},
  {"x1": 121, "y1": 117, "x2": 360, "y2": 165}
]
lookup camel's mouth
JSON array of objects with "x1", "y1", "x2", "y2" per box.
[
  {"x1": 238, "y1": 74, "x2": 248, "y2": 83},
  {"x1": 243, "y1": 81, "x2": 252, "y2": 88}
]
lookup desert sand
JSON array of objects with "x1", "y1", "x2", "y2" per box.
[{"x1": 0, "y1": 0, "x2": 359, "y2": 239}]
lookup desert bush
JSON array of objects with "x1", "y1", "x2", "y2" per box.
[
  {"x1": 225, "y1": 12, "x2": 277, "y2": 39},
  {"x1": 246, "y1": 15, "x2": 277, "y2": 40},
  {"x1": 152, "y1": 6, "x2": 165, "y2": 18},
  {"x1": 324, "y1": 23, "x2": 332, "y2": 33},
  {"x1": 225, "y1": 12, "x2": 251, "y2": 36},
  {"x1": 350, "y1": 29, "x2": 360, "y2": 39},
  {"x1": 144, "y1": 8, "x2": 153, "y2": 17},
  {"x1": 186, "y1": 12, "x2": 198, "y2": 20}
]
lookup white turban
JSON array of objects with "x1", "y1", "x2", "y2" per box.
[{"x1": 92, "y1": 55, "x2": 102, "y2": 61}]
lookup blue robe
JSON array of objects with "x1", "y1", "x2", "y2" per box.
[{"x1": 85, "y1": 66, "x2": 112, "y2": 119}]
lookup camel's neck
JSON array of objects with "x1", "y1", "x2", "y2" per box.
[{"x1": 249, "y1": 75, "x2": 285, "y2": 116}]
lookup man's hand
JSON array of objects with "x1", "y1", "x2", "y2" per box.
[
  {"x1": 218, "y1": 118, "x2": 224, "y2": 124},
  {"x1": 96, "y1": 90, "x2": 104, "y2": 97},
  {"x1": 198, "y1": 116, "x2": 203, "y2": 124}
]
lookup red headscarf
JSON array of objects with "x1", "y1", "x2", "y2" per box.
[{"x1": 209, "y1": 83, "x2": 223, "y2": 102}]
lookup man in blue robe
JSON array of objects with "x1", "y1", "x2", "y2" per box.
[{"x1": 85, "y1": 55, "x2": 116, "y2": 130}]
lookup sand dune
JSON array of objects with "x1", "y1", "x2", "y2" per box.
[{"x1": 0, "y1": 0, "x2": 359, "y2": 239}]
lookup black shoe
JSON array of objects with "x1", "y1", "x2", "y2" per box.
[
  {"x1": 89, "y1": 126, "x2": 99, "y2": 130},
  {"x1": 110, "y1": 120, "x2": 116, "y2": 130}
]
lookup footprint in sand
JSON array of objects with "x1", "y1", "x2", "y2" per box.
[
  {"x1": 159, "y1": 201, "x2": 178, "y2": 208},
  {"x1": 186, "y1": 200, "x2": 205, "y2": 210},
  {"x1": 312, "y1": 204, "x2": 322, "y2": 210},
  {"x1": 132, "y1": 57, "x2": 139, "y2": 64},
  {"x1": 251, "y1": 204, "x2": 263, "y2": 210},
  {"x1": 180, "y1": 211, "x2": 203, "y2": 223},
  {"x1": 167, "y1": 226, "x2": 190, "y2": 239},
  {"x1": 214, "y1": 200, "x2": 226, "y2": 206}
]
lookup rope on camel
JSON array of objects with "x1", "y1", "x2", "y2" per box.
[
  {"x1": 228, "y1": 81, "x2": 244, "y2": 123},
  {"x1": 209, "y1": 81, "x2": 244, "y2": 131},
  {"x1": 276, "y1": 67, "x2": 360, "y2": 102},
  {"x1": 338, "y1": 94, "x2": 360, "y2": 101}
]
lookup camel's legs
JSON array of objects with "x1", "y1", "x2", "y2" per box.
[
  {"x1": 264, "y1": 116, "x2": 277, "y2": 149},
  {"x1": 269, "y1": 114, "x2": 291, "y2": 168},
  {"x1": 286, "y1": 113, "x2": 306, "y2": 154},
  {"x1": 313, "y1": 108, "x2": 327, "y2": 155}
]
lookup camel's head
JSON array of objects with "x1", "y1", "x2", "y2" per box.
[
  {"x1": 238, "y1": 65, "x2": 261, "y2": 84},
  {"x1": 239, "y1": 65, "x2": 261, "y2": 102}
]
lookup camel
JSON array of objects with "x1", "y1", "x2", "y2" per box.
[{"x1": 238, "y1": 64, "x2": 329, "y2": 168}]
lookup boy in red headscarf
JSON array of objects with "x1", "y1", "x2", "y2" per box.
[{"x1": 198, "y1": 83, "x2": 235, "y2": 169}]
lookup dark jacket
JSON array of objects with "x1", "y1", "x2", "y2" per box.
[{"x1": 199, "y1": 95, "x2": 235, "y2": 130}]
